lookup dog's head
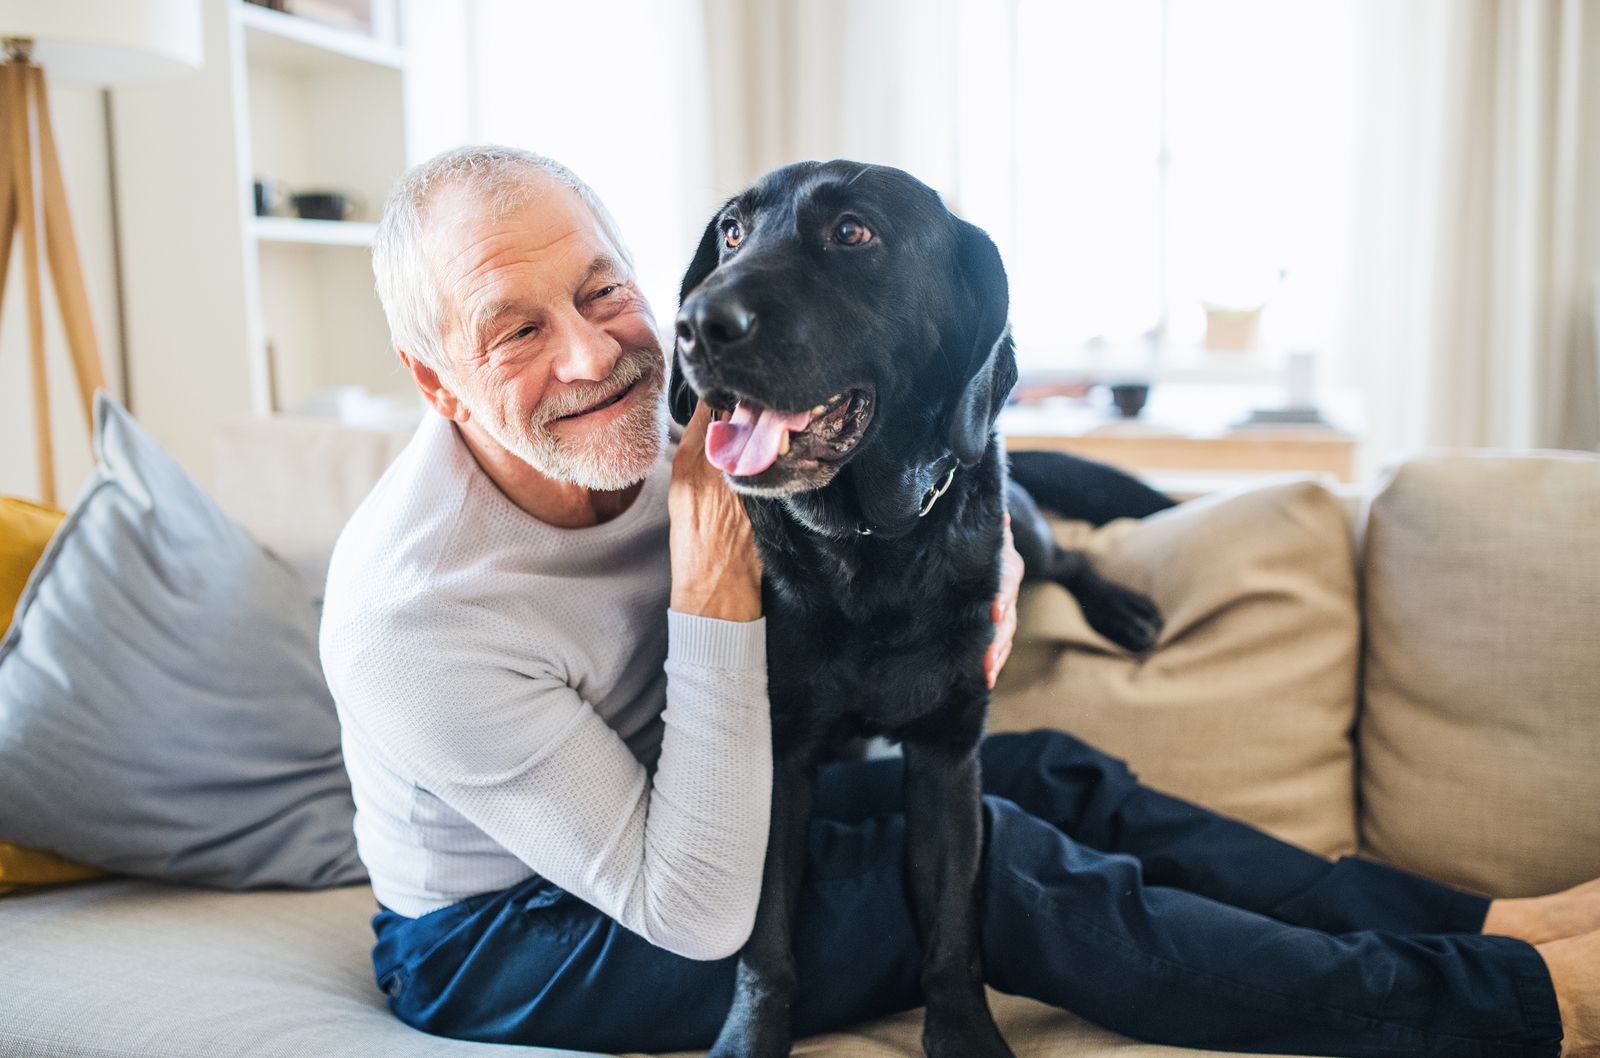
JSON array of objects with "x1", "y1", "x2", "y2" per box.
[{"x1": 671, "y1": 160, "x2": 1016, "y2": 517}]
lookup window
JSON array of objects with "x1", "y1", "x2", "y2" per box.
[{"x1": 961, "y1": 0, "x2": 1361, "y2": 378}]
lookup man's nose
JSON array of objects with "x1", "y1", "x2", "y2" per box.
[
  {"x1": 675, "y1": 295, "x2": 757, "y2": 359},
  {"x1": 553, "y1": 316, "x2": 622, "y2": 383}
]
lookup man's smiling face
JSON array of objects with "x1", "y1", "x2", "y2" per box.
[{"x1": 427, "y1": 177, "x2": 666, "y2": 491}]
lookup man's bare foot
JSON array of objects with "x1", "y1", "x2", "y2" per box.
[
  {"x1": 1487, "y1": 878, "x2": 1600, "y2": 945},
  {"x1": 1538, "y1": 929, "x2": 1600, "y2": 1056}
]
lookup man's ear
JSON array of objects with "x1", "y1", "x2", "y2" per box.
[
  {"x1": 945, "y1": 219, "x2": 1018, "y2": 467},
  {"x1": 668, "y1": 207, "x2": 729, "y2": 426},
  {"x1": 400, "y1": 349, "x2": 469, "y2": 423}
]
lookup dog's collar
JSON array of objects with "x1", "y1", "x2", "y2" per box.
[
  {"x1": 917, "y1": 462, "x2": 958, "y2": 516},
  {"x1": 854, "y1": 459, "x2": 958, "y2": 537}
]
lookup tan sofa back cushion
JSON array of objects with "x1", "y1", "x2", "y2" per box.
[
  {"x1": 213, "y1": 418, "x2": 415, "y2": 590},
  {"x1": 1360, "y1": 452, "x2": 1600, "y2": 897},
  {"x1": 992, "y1": 478, "x2": 1360, "y2": 858}
]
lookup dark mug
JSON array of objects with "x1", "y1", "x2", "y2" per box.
[
  {"x1": 292, "y1": 191, "x2": 359, "y2": 222},
  {"x1": 1109, "y1": 382, "x2": 1151, "y2": 419}
]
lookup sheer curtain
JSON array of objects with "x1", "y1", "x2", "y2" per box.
[
  {"x1": 1343, "y1": 0, "x2": 1600, "y2": 464},
  {"x1": 700, "y1": 0, "x2": 1600, "y2": 462},
  {"x1": 417, "y1": 0, "x2": 1600, "y2": 463},
  {"x1": 697, "y1": 0, "x2": 962, "y2": 200}
]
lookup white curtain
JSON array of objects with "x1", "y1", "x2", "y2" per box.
[
  {"x1": 426, "y1": 0, "x2": 1600, "y2": 463},
  {"x1": 1344, "y1": 0, "x2": 1600, "y2": 465},
  {"x1": 698, "y1": 0, "x2": 965, "y2": 199}
]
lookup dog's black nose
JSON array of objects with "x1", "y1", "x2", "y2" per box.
[{"x1": 678, "y1": 296, "x2": 757, "y2": 355}]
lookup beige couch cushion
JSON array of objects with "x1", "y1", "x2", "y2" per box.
[
  {"x1": 991, "y1": 478, "x2": 1360, "y2": 858},
  {"x1": 213, "y1": 416, "x2": 416, "y2": 590},
  {"x1": 1360, "y1": 451, "x2": 1600, "y2": 897},
  {"x1": 0, "y1": 880, "x2": 1309, "y2": 1058}
]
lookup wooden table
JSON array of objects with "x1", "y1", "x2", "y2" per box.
[{"x1": 999, "y1": 401, "x2": 1360, "y2": 484}]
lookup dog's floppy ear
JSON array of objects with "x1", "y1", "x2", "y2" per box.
[
  {"x1": 946, "y1": 219, "x2": 1018, "y2": 467},
  {"x1": 668, "y1": 211, "x2": 728, "y2": 426}
]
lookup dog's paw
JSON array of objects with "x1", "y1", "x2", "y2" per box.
[
  {"x1": 708, "y1": 1014, "x2": 794, "y2": 1058},
  {"x1": 922, "y1": 1007, "x2": 1016, "y2": 1058},
  {"x1": 1081, "y1": 583, "x2": 1164, "y2": 654}
]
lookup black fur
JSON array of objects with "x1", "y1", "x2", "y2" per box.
[{"x1": 671, "y1": 160, "x2": 1170, "y2": 1058}]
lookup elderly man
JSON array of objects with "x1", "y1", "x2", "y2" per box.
[{"x1": 320, "y1": 145, "x2": 1600, "y2": 1058}]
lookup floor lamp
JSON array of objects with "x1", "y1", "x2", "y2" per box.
[{"x1": 0, "y1": 1, "x2": 200, "y2": 505}]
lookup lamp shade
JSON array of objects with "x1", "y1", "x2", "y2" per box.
[{"x1": 0, "y1": 0, "x2": 202, "y2": 84}]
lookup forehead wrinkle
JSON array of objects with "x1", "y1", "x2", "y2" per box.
[
  {"x1": 425, "y1": 174, "x2": 585, "y2": 279},
  {"x1": 436, "y1": 209, "x2": 582, "y2": 342},
  {"x1": 462, "y1": 248, "x2": 623, "y2": 356},
  {"x1": 443, "y1": 225, "x2": 583, "y2": 288}
]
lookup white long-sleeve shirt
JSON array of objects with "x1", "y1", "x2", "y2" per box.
[{"x1": 319, "y1": 411, "x2": 772, "y2": 960}]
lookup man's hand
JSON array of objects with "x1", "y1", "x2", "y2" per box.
[
  {"x1": 984, "y1": 513, "x2": 1024, "y2": 689},
  {"x1": 669, "y1": 403, "x2": 763, "y2": 622}
]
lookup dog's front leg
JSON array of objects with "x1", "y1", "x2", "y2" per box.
[
  {"x1": 709, "y1": 750, "x2": 812, "y2": 1058},
  {"x1": 903, "y1": 738, "x2": 1015, "y2": 1058}
]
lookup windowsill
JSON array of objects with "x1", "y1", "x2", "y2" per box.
[
  {"x1": 1000, "y1": 381, "x2": 1365, "y2": 483},
  {"x1": 1014, "y1": 341, "x2": 1296, "y2": 387},
  {"x1": 1004, "y1": 380, "x2": 1363, "y2": 438}
]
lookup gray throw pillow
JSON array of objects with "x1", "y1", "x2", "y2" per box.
[{"x1": 0, "y1": 393, "x2": 364, "y2": 888}]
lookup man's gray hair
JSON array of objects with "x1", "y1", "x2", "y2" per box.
[{"x1": 371, "y1": 145, "x2": 634, "y2": 375}]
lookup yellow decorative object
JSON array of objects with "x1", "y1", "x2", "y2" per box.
[
  {"x1": 1, "y1": 496, "x2": 107, "y2": 893},
  {"x1": 1, "y1": 494, "x2": 65, "y2": 631},
  {"x1": 0, "y1": 841, "x2": 106, "y2": 894}
]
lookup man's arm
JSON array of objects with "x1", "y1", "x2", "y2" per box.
[{"x1": 335, "y1": 602, "x2": 770, "y2": 962}]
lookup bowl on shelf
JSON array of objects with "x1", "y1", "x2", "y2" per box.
[
  {"x1": 1108, "y1": 382, "x2": 1151, "y2": 419},
  {"x1": 292, "y1": 191, "x2": 358, "y2": 222}
]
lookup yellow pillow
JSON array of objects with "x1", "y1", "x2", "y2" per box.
[
  {"x1": 2, "y1": 494, "x2": 65, "y2": 631},
  {"x1": 0, "y1": 495, "x2": 108, "y2": 893},
  {"x1": 0, "y1": 841, "x2": 106, "y2": 894}
]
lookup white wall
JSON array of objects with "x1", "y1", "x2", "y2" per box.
[{"x1": 0, "y1": 84, "x2": 125, "y2": 504}]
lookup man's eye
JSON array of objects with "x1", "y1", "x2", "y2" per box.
[
  {"x1": 832, "y1": 216, "x2": 872, "y2": 246},
  {"x1": 511, "y1": 324, "x2": 537, "y2": 340},
  {"x1": 722, "y1": 219, "x2": 743, "y2": 248},
  {"x1": 593, "y1": 285, "x2": 618, "y2": 300}
]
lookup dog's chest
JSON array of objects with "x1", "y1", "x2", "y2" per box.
[{"x1": 761, "y1": 543, "x2": 990, "y2": 733}]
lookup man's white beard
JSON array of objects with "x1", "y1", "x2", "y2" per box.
[{"x1": 463, "y1": 346, "x2": 667, "y2": 492}]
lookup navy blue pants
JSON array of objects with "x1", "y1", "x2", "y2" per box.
[{"x1": 370, "y1": 730, "x2": 1563, "y2": 1056}]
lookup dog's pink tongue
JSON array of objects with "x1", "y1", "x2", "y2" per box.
[{"x1": 706, "y1": 402, "x2": 812, "y2": 476}]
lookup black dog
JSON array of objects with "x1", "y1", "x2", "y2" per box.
[{"x1": 670, "y1": 159, "x2": 1172, "y2": 1058}]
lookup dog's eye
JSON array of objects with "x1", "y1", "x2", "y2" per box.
[
  {"x1": 832, "y1": 217, "x2": 873, "y2": 246},
  {"x1": 722, "y1": 219, "x2": 743, "y2": 248}
]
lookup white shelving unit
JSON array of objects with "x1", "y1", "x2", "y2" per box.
[
  {"x1": 110, "y1": 0, "x2": 418, "y2": 483},
  {"x1": 251, "y1": 217, "x2": 379, "y2": 246},
  {"x1": 239, "y1": 0, "x2": 410, "y2": 417},
  {"x1": 237, "y1": 2, "x2": 403, "y2": 71}
]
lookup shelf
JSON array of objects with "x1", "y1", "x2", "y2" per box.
[
  {"x1": 252, "y1": 216, "x2": 377, "y2": 246},
  {"x1": 1016, "y1": 343, "x2": 1291, "y2": 387},
  {"x1": 239, "y1": 2, "x2": 403, "y2": 72}
]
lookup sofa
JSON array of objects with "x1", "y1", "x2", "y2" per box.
[{"x1": 3, "y1": 416, "x2": 1597, "y2": 1058}]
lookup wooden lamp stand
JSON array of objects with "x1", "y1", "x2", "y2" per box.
[{"x1": 0, "y1": 36, "x2": 109, "y2": 507}]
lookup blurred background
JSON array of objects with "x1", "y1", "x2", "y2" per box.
[{"x1": 3, "y1": 0, "x2": 1597, "y2": 499}]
